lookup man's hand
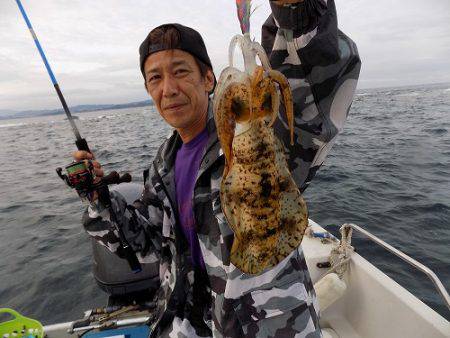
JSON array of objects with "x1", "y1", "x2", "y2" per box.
[
  {"x1": 72, "y1": 150, "x2": 103, "y2": 201},
  {"x1": 72, "y1": 150, "x2": 104, "y2": 181}
]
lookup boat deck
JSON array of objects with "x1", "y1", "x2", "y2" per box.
[
  {"x1": 304, "y1": 220, "x2": 449, "y2": 338},
  {"x1": 43, "y1": 220, "x2": 450, "y2": 338}
]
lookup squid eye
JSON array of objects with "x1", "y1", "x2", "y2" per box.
[
  {"x1": 231, "y1": 97, "x2": 245, "y2": 117},
  {"x1": 262, "y1": 93, "x2": 272, "y2": 110}
]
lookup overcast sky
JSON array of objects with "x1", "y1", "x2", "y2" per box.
[{"x1": 1, "y1": 0, "x2": 450, "y2": 111}]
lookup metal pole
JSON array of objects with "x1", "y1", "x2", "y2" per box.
[{"x1": 342, "y1": 223, "x2": 450, "y2": 311}]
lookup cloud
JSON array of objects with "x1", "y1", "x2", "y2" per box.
[
  {"x1": 1, "y1": 0, "x2": 449, "y2": 111},
  {"x1": 337, "y1": 0, "x2": 450, "y2": 88}
]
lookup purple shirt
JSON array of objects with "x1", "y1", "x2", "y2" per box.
[{"x1": 175, "y1": 128, "x2": 209, "y2": 269}]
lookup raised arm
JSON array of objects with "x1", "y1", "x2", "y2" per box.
[{"x1": 263, "y1": 0, "x2": 361, "y2": 191}]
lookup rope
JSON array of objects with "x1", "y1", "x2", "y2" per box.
[
  {"x1": 330, "y1": 225, "x2": 354, "y2": 279},
  {"x1": 315, "y1": 224, "x2": 355, "y2": 283}
]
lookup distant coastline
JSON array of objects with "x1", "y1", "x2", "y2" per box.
[
  {"x1": 2, "y1": 81, "x2": 449, "y2": 121},
  {"x1": 0, "y1": 100, "x2": 154, "y2": 121}
]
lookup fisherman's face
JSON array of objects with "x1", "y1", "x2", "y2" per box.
[{"x1": 144, "y1": 49, "x2": 214, "y2": 132}]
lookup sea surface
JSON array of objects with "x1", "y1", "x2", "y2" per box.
[{"x1": 0, "y1": 83, "x2": 449, "y2": 324}]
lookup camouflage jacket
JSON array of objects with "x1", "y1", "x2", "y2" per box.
[{"x1": 84, "y1": 1, "x2": 360, "y2": 337}]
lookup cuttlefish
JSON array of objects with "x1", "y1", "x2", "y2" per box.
[{"x1": 214, "y1": 34, "x2": 308, "y2": 274}]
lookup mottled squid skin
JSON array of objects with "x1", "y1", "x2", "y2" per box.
[
  {"x1": 222, "y1": 120, "x2": 308, "y2": 274},
  {"x1": 215, "y1": 65, "x2": 308, "y2": 274}
]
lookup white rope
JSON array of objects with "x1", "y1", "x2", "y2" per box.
[
  {"x1": 329, "y1": 225, "x2": 354, "y2": 279},
  {"x1": 315, "y1": 224, "x2": 355, "y2": 283}
]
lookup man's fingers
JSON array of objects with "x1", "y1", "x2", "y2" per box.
[
  {"x1": 72, "y1": 150, "x2": 94, "y2": 161},
  {"x1": 71, "y1": 152, "x2": 103, "y2": 176},
  {"x1": 94, "y1": 168, "x2": 104, "y2": 177},
  {"x1": 92, "y1": 161, "x2": 103, "y2": 177}
]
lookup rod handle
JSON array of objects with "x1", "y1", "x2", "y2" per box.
[
  {"x1": 120, "y1": 245, "x2": 143, "y2": 273},
  {"x1": 75, "y1": 138, "x2": 91, "y2": 153}
]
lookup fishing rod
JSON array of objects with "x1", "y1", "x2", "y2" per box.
[
  {"x1": 15, "y1": 0, "x2": 141, "y2": 273},
  {"x1": 15, "y1": 0, "x2": 88, "y2": 151}
]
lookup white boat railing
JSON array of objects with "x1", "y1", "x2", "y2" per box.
[{"x1": 341, "y1": 223, "x2": 450, "y2": 311}]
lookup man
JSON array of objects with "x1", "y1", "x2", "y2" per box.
[{"x1": 75, "y1": 0, "x2": 360, "y2": 336}]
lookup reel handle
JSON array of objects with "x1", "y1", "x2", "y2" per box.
[
  {"x1": 96, "y1": 171, "x2": 132, "y2": 207},
  {"x1": 101, "y1": 171, "x2": 132, "y2": 186}
]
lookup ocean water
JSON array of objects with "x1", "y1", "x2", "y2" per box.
[{"x1": 0, "y1": 83, "x2": 449, "y2": 324}]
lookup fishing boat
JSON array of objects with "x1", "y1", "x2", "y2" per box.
[
  {"x1": 2, "y1": 182, "x2": 442, "y2": 338},
  {"x1": 6, "y1": 1, "x2": 447, "y2": 337}
]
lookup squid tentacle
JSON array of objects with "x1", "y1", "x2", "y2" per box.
[
  {"x1": 214, "y1": 75, "x2": 252, "y2": 178},
  {"x1": 214, "y1": 67, "x2": 242, "y2": 115},
  {"x1": 228, "y1": 35, "x2": 244, "y2": 69},
  {"x1": 215, "y1": 84, "x2": 236, "y2": 178},
  {"x1": 267, "y1": 69, "x2": 295, "y2": 145},
  {"x1": 268, "y1": 79, "x2": 280, "y2": 127},
  {"x1": 252, "y1": 41, "x2": 271, "y2": 71}
]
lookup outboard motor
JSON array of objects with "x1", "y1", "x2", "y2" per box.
[{"x1": 91, "y1": 182, "x2": 159, "y2": 302}]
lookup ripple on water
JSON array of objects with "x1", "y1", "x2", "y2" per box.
[
  {"x1": 2, "y1": 86, "x2": 450, "y2": 322},
  {"x1": 423, "y1": 128, "x2": 448, "y2": 135},
  {"x1": 1, "y1": 204, "x2": 24, "y2": 213}
]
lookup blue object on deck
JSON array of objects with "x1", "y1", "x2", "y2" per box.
[
  {"x1": 83, "y1": 325, "x2": 150, "y2": 338},
  {"x1": 312, "y1": 231, "x2": 332, "y2": 239}
]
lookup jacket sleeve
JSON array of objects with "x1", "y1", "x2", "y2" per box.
[
  {"x1": 263, "y1": 0, "x2": 361, "y2": 192},
  {"x1": 82, "y1": 166, "x2": 164, "y2": 264}
]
